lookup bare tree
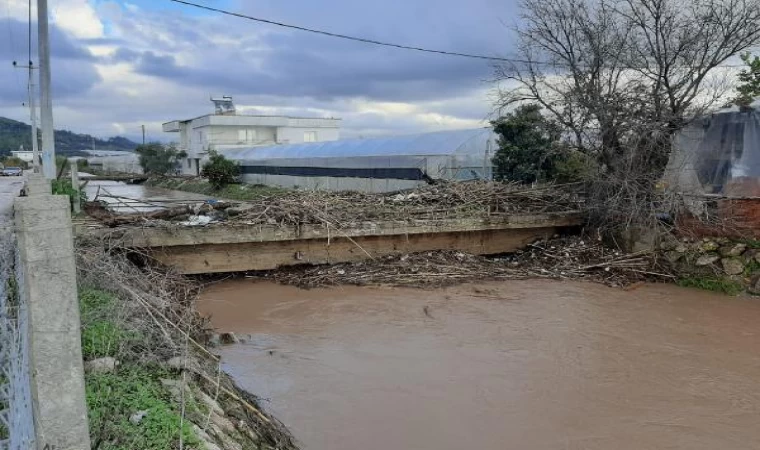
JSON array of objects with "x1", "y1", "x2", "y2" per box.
[{"x1": 495, "y1": 0, "x2": 760, "y2": 232}]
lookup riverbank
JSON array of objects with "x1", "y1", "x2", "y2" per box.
[{"x1": 76, "y1": 242, "x2": 297, "y2": 450}]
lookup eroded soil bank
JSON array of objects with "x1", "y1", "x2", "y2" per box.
[{"x1": 199, "y1": 279, "x2": 760, "y2": 450}]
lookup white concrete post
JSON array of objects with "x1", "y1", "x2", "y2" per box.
[
  {"x1": 70, "y1": 161, "x2": 81, "y2": 215},
  {"x1": 15, "y1": 173, "x2": 91, "y2": 450},
  {"x1": 38, "y1": 0, "x2": 57, "y2": 180}
]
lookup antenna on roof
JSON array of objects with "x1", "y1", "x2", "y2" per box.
[{"x1": 211, "y1": 95, "x2": 236, "y2": 115}]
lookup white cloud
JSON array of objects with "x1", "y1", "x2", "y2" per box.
[
  {"x1": 2, "y1": 0, "x2": 495, "y2": 143},
  {"x1": 2, "y1": 0, "x2": 32, "y2": 20},
  {"x1": 51, "y1": 0, "x2": 104, "y2": 39}
]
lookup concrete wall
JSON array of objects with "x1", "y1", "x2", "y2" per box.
[
  {"x1": 15, "y1": 175, "x2": 91, "y2": 449},
  {"x1": 240, "y1": 173, "x2": 423, "y2": 192},
  {"x1": 275, "y1": 127, "x2": 340, "y2": 145}
]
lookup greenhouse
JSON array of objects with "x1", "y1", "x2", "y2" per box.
[
  {"x1": 221, "y1": 128, "x2": 498, "y2": 192},
  {"x1": 666, "y1": 101, "x2": 760, "y2": 197}
]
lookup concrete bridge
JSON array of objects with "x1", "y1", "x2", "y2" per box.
[{"x1": 90, "y1": 211, "x2": 583, "y2": 274}]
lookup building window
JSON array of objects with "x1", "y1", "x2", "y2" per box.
[
  {"x1": 304, "y1": 131, "x2": 317, "y2": 142},
  {"x1": 238, "y1": 129, "x2": 257, "y2": 144}
]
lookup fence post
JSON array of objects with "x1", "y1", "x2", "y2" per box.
[
  {"x1": 14, "y1": 173, "x2": 91, "y2": 450},
  {"x1": 69, "y1": 161, "x2": 81, "y2": 215}
]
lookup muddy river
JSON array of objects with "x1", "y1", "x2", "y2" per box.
[{"x1": 198, "y1": 280, "x2": 760, "y2": 450}]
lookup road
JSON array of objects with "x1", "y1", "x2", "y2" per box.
[{"x1": 0, "y1": 175, "x2": 25, "y2": 223}]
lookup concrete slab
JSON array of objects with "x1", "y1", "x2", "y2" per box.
[{"x1": 97, "y1": 212, "x2": 582, "y2": 274}]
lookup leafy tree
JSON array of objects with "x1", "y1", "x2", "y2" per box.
[
  {"x1": 1, "y1": 156, "x2": 27, "y2": 168},
  {"x1": 202, "y1": 150, "x2": 240, "y2": 189},
  {"x1": 136, "y1": 142, "x2": 180, "y2": 175},
  {"x1": 494, "y1": 0, "x2": 760, "y2": 231},
  {"x1": 491, "y1": 104, "x2": 580, "y2": 183},
  {"x1": 735, "y1": 52, "x2": 760, "y2": 106}
]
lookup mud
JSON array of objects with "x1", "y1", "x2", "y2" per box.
[{"x1": 198, "y1": 279, "x2": 760, "y2": 450}]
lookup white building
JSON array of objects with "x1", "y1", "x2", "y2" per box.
[
  {"x1": 163, "y1": 97, "x2": 341, "y2": 175},
  {"x1": 82, "y1": 150, "x2": 142, "y2": 174},
  {"x1": 10, "y1": 150, "x2": 34, "y2": 163}
]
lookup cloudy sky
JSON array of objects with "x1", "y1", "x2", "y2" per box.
[{"x1": 0, "y1": 0, "x2": 519, "y2": 143}]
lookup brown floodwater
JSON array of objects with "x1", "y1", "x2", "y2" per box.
[
  {"x1": 84, "y1": 181, "x2": 211, "y2": 213},
  {"x1": 198, "y1": 279, "x2": 760, "y2": 450}
]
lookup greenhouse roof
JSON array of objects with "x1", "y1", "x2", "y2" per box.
[{"x1": 224, "y1": 128, "x2": 496, "y2": 161}]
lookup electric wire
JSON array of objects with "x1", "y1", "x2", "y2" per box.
[{"x1": 166, "y1": 0, "x2": 748, "y2": 69}]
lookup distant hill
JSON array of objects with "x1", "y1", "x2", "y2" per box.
[{"x1": 0, "y1": 117, "x2": 139, "y2": 156}]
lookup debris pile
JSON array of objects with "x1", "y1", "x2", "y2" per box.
[
  {"x1": 261, "y1": 236, "x2": 671, "y2": 289},
  {"x1": 86, "y1": 181, "x2": 584, "y2": 228}
]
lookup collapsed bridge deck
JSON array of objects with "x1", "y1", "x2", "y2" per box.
[
  {"x1": 83, "y1": 212, "x2": 582, "y2": 274},
  {"x1": 79, "y1": 181, "x2": 584, "y2": 274}
]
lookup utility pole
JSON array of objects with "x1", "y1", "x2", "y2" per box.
[
  {"x1": 28, "y1": 65, "x2": 39, "y2": 173},
  {"x1": 12, "y1": 61, "x2": 40, "y2": 173},
  {"x1": 38, "y1": 0, "x2": 56, "y2": 179},
  {"x1": 142, "y1": 125, "x2": 146, "y2": 145}
]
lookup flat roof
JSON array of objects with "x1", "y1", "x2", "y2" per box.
[{"x1": 162, "y1": 113, "x2": 342, "y2": 126}]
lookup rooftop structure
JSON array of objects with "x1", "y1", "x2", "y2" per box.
[{"x1": 163, "y1": 97, "x2": 341, "y2": 175}]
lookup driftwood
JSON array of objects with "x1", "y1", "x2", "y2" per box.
[
  {"x1": 84, "y1": 201, "x2": 229, "y2": 227},
  {"x1": 262, "y1": 236, "x2": 672, "y2": 289}
]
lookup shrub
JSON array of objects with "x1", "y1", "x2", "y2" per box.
[
  {"x1": 202, "y1": 150, "x2": 240, "y2": 189},
  {"x1": 553, "y1": 150, "x2": 597, "y2": 183},
  {"x1": 1, "y1": 156, "x2": 27, "y2": 169},
  {"x1": 136, "y1": 142, "x2": 181, "y2": 175},
  {"x1": 491, "y1": 104, "x2": 585, "y2": 183},
  {"x1": 52, "y1": 179, "x2": 87, "y2": 211}
]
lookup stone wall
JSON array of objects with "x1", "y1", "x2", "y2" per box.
[{"x1": 663, "y1": 237, "x2": 760, "y2": 295}]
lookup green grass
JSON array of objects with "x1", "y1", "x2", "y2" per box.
[
  {"x1": 739, "y1": 239, "x2": 760, "y2": 249},
  {"x1": 79, "y1": 288, "x2": 133, "y2": 359},
  {"x1": 80, "y1": 288, "x2": 118, "y2": 312},
  {"x1": 147, "y1": 177, "x2": 286, "y2": 201},
  {"x1": 79, "y1": 288, "x2": 201, "y2": 449},
  {"x1": 82, "y1": 320, "x2": 129, "y2": 359},
  {"x1": 676, "y1": 276, "x2": 745, "y2": 296},
  {"x1": 744, "y1": 259, "x2": 760, "y2": 277},
  {"x1": 86, "y1": 366, "x2": 201, "y2": 450}
]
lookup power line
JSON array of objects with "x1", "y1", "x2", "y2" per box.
[
  {"x1": 4, "y1": 0, "x2": 24, "y2": 91},
  {"x1": 167, "y1": 0, "x2": 520, "y2": 63},
  {"x1": 27, "y1": 0, "x2": 32, "y2": 64},
  {"x1": 167, "y1": 0, "x2": 749, "y2": 69}
]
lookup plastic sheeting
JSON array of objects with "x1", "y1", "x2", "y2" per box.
[
  {"x1": 225, "y1": 128, "x2": 497, "y2": 160},
  {"x1": 666, "y1": 101, "x2": 760, "y2": 197},
  {"x1": 221, "y1": 128, "x2": 498, "y2": 191}
]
